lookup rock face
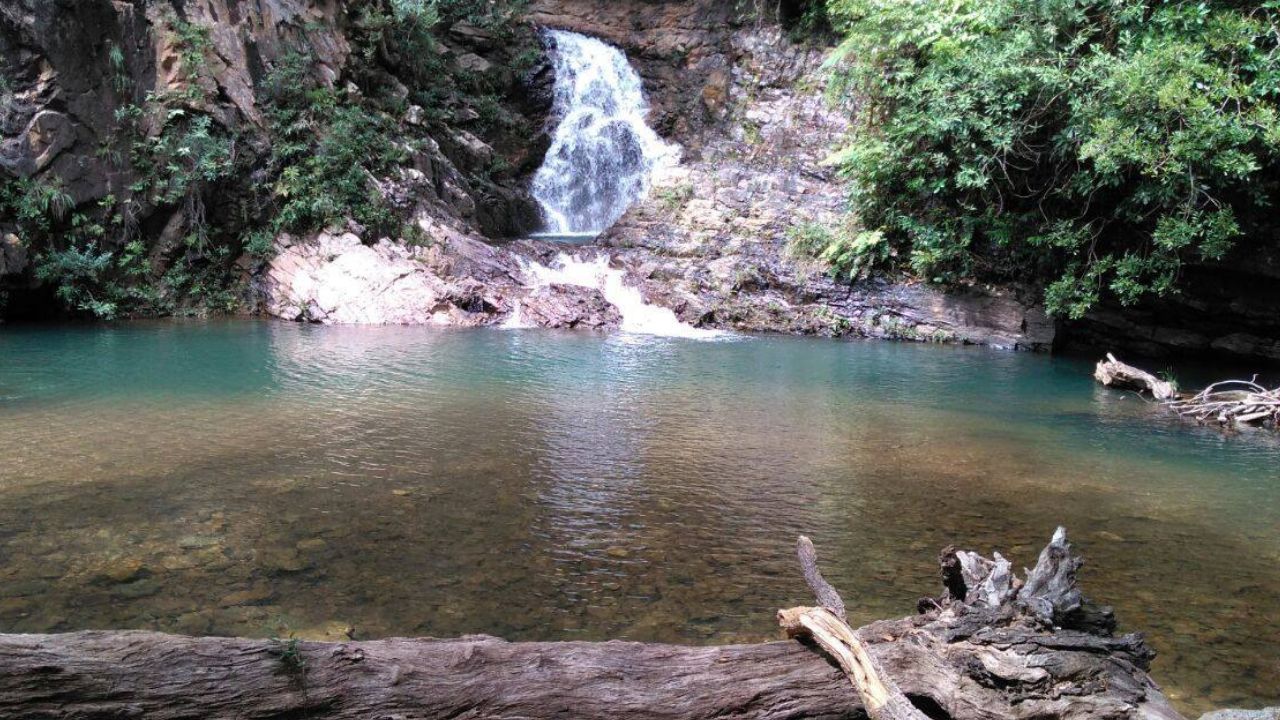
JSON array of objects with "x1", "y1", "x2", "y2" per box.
[
  {"x1": 0, "y1": 0, "x2": 352, "y2": 207},
  {"x1": 261, "y1": 228, "x2": 630, "y2": 330},
  {"x1": 520, "y1": 284, "x2": 622, "y2": 330},
  {"x1": 264, "y1": 233, "x2": 500, "y2": 326},
  {"x1": 1059, "y1": 246, "x2": 1280, "y2": 361},
  {"x1": 0, "y1": 0, "x2": 549, "y2": 315},
  {"x1": 596, "y1": 27, "x2": 1053, "y2": 349}
]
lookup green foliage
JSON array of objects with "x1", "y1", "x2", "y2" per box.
[
  {"x1": 33, "y1": 242, "x2": 118, "y2": 318},
  {"x1": 263, "y1": 54, "x2": 407, "y2": 238},
  {"x1": 242, "y1": 230, "x2": 276, "y2": 259},
  {"x1": 2, "y1": 177, "x2": 75, "y2": 233},
  {"x1": 4, "y1": 108, "x2": 240, "y2": 320},
  {"x1": 787, "y1": 220, "x2": 891, "y2": 279},
  {"x1": 657, "y1": 182, "x2": 695, "y2": 211},
  {"x1": 821, "y1": 0, "x2": 1280, "y2": 317},
  {"x1": 268, "y1": 622, "x2": 307, "y2": 676},
  {"x1": 132, "y1": 111, "x2": 235, "y2": 233},
  {"x1": 433, "y1": 0, "x2": 529, "y2": 32}
]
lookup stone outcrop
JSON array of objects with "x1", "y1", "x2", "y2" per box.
[
  {"x1": 260, "y1": 226, "x2": 630, "y2": 330},
  {"x1": 597, "y1": 27, "x2": 1053, "y2": 349},
  {"x1": 1059, "y1": 246, "x2": 1280, "y2": 361},
  {"x1": 263, "y1": 232, "x2": 508, "y2": 326},
  {"x1": 519, "y1": 284, "x2": 622, "y2": 330}
]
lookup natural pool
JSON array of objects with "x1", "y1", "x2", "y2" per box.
[{"x1": 0, "y1": 321, "x2": 1276, "y2": 714}]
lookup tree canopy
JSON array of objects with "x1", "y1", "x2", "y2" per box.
[{"x1": 817, "y1": 0, "x2": 1280, "y2": 317}]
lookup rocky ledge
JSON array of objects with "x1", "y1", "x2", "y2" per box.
[
  {"x1": 597, "y1": 28, "x2": 1054, "y2": 350},
  {"x1": 259, "y1": 225, "x2": 621, "y2": 331}
]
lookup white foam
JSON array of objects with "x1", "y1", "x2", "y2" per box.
[
  {"x1": 531, "y1": 30, "x2": 681, "y2": 235},
  {"x1": 517, "y1": 254, "x2": 725, "y2": 339}
]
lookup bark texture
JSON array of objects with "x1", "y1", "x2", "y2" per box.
[
  {"x1": 1094, "y1": 353, "x2": 1178, "y2": 399},
  {"x1": 0, "y1": 530, "x2": 1185, "y2": 720}
]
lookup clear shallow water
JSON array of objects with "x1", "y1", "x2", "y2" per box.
[{"x1": 0, "y1": 321, "x2": 1276, "y2": 714}]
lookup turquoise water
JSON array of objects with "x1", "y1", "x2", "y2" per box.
[{"x1": 1, "y1": 320, "x2": 1276, "y2": 713}]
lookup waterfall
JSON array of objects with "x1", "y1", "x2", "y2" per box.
[
  {"x1": 512, "y1": 31, "x2": 717, "y2": 338},
  {"x1": 531, "y1": 30, "x2": 680, "y2": 235}
]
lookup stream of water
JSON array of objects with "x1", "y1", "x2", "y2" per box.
[{"x1": 0, "y1": 322, "x2": 1276, "y2": 714}]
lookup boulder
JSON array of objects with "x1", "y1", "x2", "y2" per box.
[
  {"x1": 262, "y1": 232, "x2": 506, "y2": 326},
  {"x1": 519, "y1": 284, "x2": 622, "y2": 330}
]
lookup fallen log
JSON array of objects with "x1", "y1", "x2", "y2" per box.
[
  {"x1": 1095, "y1": 353, "x2": 1178, "y2": 400},
  {"x1": 0, "y1": 530, "x2": 1186, "y2": 720},
  {"x1": 779, "y1": 536, "x2": 929, "y2": 720},
  {"x1": 1093, "y1": 353, "x2": 1279, "y2": 430}
]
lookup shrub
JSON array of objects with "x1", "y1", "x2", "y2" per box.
[
  {"x1": 263, "y1": 54, "x2": 407, "y2": 239},
  {"x1": 821, "y1": 0, "x2": 1280, "y2": 317}
]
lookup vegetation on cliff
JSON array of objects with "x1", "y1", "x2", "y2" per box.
[
  {"x1": 811, "y1": 0, "x2": 1280, "y2": 318},
  {"x1": 0, "y1": 0, "x2": 537, "y2": 319}
]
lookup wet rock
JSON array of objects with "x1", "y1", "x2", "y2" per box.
[
  {"x1": 605, "y1": 547, "x2": 631, "y2": 559},
  {"x1": 0, "y1": 235, "x2": 28, "y2": 277},
  {"x1": 519, "y1": 284, "x2": 623, "y2": 330},
  {"x1": 4, "y1": 579, "x2": 51, "y2": 597},
  {"x1": 295, "y1": 538, "x2": 328, "y2": 552},
  {"x1": 178, "y1": 535, "x2": 223, "y2": 550},
  {"x1": 113, "y1": 578, "x2": 161, "y2": 599}
]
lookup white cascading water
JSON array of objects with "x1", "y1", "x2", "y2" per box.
[
  {"x1": 511, "y1": 30, "x2": 720, "y2": 338},
  {"x1": 531, "y1": 30, "x2": 680, "y2": 235},
  {"x1": 506, "y1": 254, "x2": 722, "y2": 338}
]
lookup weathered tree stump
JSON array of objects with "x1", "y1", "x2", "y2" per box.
[{"x1": 0, "y1": 530, "x2": 1186, "y2": 720}]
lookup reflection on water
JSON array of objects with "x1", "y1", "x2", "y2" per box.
[{"x1": 0, "y1": 320, "x2": 1277, "y2": 714}]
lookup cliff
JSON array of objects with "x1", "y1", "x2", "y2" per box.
[{"x1": 0, "y1": 0, "x2": 550, "y2": 319}]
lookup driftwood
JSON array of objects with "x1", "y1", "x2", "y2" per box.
[
  {"x1": 1095, "y1": 353, "x2": 1178, "y2": 400},
  {"x1": 0, "y1": 530, "x2": 1185, "y2": 720},
  {"x1": 1166, "y1": 378, "x2": 1280, "y2": 429},
  {"x1": 779, "y1": 536, "x2": 930, "y2": 720},
  {"x1": 1094, "y1": 353, "x2": 1279, "y2": 429}
]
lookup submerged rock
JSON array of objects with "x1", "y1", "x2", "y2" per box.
[
  {"x1": 258, "y1": 548, "x2": 311, "y2": 575},
  {"x1": 92, "y1": 558, "x2": 149, "y2": 585},
  {"x1": 292, "y1": 620, "x2": 355, "y2": 642}
]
